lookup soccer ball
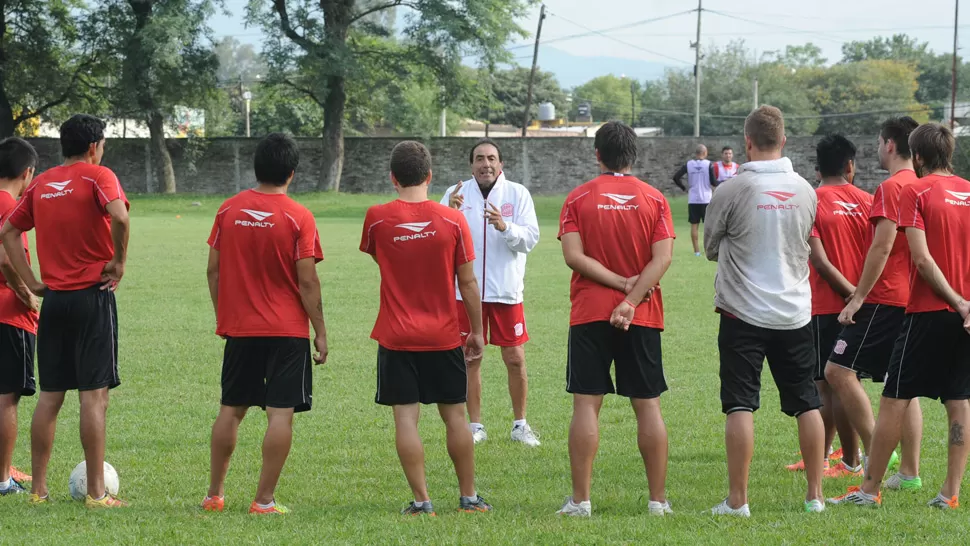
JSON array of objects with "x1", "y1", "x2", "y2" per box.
[{"x1": 68, "y1": 461, "x2": 120, "y2": 501}]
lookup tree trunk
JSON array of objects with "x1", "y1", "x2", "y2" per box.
[
  {"x1": 148, "y1": 111, "x2": 176, "y2": 194},
  {"x1": 321, "y1": 74, "x2": 346, "y2": 192},
  {"x1": 0, "y1": 2, "x2": 13, "y2": 138}
]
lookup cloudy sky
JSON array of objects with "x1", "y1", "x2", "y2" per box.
[{"x1": 212, "y1": 0, "x2": 966, "y2": 69}]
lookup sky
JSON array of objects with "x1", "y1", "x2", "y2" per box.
[{"x1": 211, "y1": 0, "x2": 967, "y2": 83}]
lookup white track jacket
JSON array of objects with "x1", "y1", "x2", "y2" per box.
[{"x1": 441, "y1": 173, "x2": 539, "y2": 304}]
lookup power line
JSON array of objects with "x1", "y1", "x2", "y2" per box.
[
  {"x1": 504, "y1": 9, "x2": 696, "y2": 51},
  {"x1": 544, "y1": 10, "x2": 694, "y2": 65},
  {"x1": 703, "y1": 9, "x2": 848, "y2": 45},
  {"x1": 609, "y1": 25, "x2": 970, "y2": 39}
]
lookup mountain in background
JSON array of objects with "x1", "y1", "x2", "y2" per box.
[{"x1": 514, "y1": 46, "x2": 674, "y2": 88}]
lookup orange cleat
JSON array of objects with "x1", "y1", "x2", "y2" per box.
[
  {"x1": 249, "y1": 501, "x2": 289, "y2": 515},
  {"x1": 9, "y1": 467, "x2": 31, "y2": 482},
  {"x1": 786, "y1": 458, "x2": 830, "y2": 472},
  {"x1": 828, "y1": 448, "x2": 844, "y2": 462},
  {"x1": 201, "y1": 495, "x2": 225, "y2": 512},
  {"x1": 824, "y1": 461, "x2": 864, "y2": 479}
]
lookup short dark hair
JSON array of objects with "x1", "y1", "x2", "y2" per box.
[
  {"x1": 0, "y1": 137, "x2": 38, "y2": 179},
  {"x1": 909, "y1": 123, "x2": 955, "y2": 174},
  {"x1": 722, "y1": 146, "x2": 733, "y2": 152},
  {"x1": 391, "y1": 141, "x2": 432, "y2": 187},
  {"x1": 744, "y1": 106, "x2": 785, "y2": 151},
  {"x1": 254, "y1": 133, "x2": 300, "y2": 186},
  {"x1": 880, "y1": 116, "x2": 919, "y2": 159},
  {"x1": 594, "y1": 121, "x2": 638, "y2": 172},
  {"x1": 816, "y1": 134, "x2": 857, "y2": 178},
  {"x1": 60, "y1": 114, "x2": 105, "y2": 158},
  {"x1": 469, "y1": 138, "x2": 502, "y2": 163}
]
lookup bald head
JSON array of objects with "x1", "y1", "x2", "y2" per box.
[{"x1": 695, "y1": 144, "x2": 708, "y2": 159}]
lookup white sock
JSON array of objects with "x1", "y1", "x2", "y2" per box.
[
  {"x1": 0, "y1": 478, "x2": 10, "y2": 490},
  {"x1": 461, "y1": 493, "x2": 478, "y2": 503},
  {"x1": 256, "y1": 500, "x2": 275, "y2": 509},
  {"x1": 470, "y1": 422, "x2": 484, "y2": 431},
  {"x1": 413, "y1": 500, "x2": 428, "y2": 508},
  {"x1": 513, "y1": 419, "x2": 526, "y2": 429}
]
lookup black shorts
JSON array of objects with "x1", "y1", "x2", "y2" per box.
[
  {"x1": 222, "y1": 337, "x2": 312, "y2": 412},
  {"x1": 828, "y1": 303, "x2": 905, "y2": 382},
  {"x1": 883, "y1": 312, "x2": 970, "y2": 402},
  {"x1": 811, "y1": 314, "x2": 841, "y2": 381},
  {"x1": 688, "y1": 203, "x2": 708, "y2": 224},
  {"x1": 718, "y1": 314, "x2": 821, "y2": 416},
  {"x1": 0, "y1": 324, "x2": 36, "y2": 396},
  {"x1": 375, "y1": 346, "x2": 466, "y2": 406},
  {"x1": 37, "y1": 286, "x2": 119, "y2": 392},
  {"x1": 566, "y1": 322, "x2": 667, "y2": 399}
]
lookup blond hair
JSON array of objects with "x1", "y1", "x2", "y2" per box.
[{"x1": 744, "y1": 106, "x2": 785, "y2": 151}]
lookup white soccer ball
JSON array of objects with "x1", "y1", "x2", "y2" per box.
[{"x1": 68, "y1": 461, "x2": 120, "y2": 501}]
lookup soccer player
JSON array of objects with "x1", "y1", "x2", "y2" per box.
[
  {"x1": 0, "y1": 115, "x2": 130, "y2": 508},
  {"x1": 673, "y1": 144, "x2": 715, "y2": 256},
  {"x1": 202, "y1": 133, "x2": 327, "y2": 515},
  {"x1": 826, "y1": 117, "x2": 923, "y2": 490},
  {"x1": 804, "y1": 135, "x2": 869, "y2": 477},
  {"x1": 361, "y1": 141, "x2": 491, "y2": 516},
  {"x1": 705, "y1": 106, "x2": 825, "y2": 516},
  {"x1": 712, "y1": 146, "x2": 739, "y2": 185},
  {"x1": 556, "y1": 121, "x2": 675, "y2": 518},
  {"x1": 442, "y1": 139, "x2": 541, "y2": 447},
  {"x1": 830, "y1": 123, "x2": 970, "y2": 510},
  {"x1": 0, "y1": 137, "x2": 39, "y2": 495}
]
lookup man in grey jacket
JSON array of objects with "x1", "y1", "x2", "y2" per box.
[{"x1": 705, "y1": 106, "x2": 826, "y2": 516}]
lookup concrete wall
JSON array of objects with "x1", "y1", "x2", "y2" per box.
[{"x1": 26, "y1": 136, "x2": 895, "y2": 195}]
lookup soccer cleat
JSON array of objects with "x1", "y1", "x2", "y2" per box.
[
  {"x1": 401, "y1": 501, "x2": 436, "y2": 516},
  {"x1": 694, "y1": 252, "x2": 702, "y2": 257},
  {"x1": 85, "y1": 493, "x2": 129, "y2": 509},
  {"x1": 824, "y1": 461, "x2": 864, "y2": 479},
  {"x1": 711, "y1": 499, "x2": 750, "y2": 517},
  {"x1": 885, "y1": 473, "x2": 923, "y2": 491},
  {"x1": 927, "y1": 493, "x2": 959, "y2": 510},
  {"x1": 511, "y1": 424, "x2": 541, "y2": 447},
  {"x1": 471, "y1": 426, "x2": 488, "y2": 444},
  {"x1": 27, "y1": 493, "x2": 50, "y2": 506},
  {"x1": 249, "y1": 501, "x2": 289, "y2": 515},
  {"x1": 0, "y1": 478, "x2": 26, "y2": 495},
  {"x1": 201, "y1": 495, "x2": 225, "y2": 512},
  {"x1": 828, "y1": 448, "x2": 843, "y2": 462},
  {"x1": 648, "y1": 500, "x2": 673, "y2": 516},
  {"x1": 804, "y1": 499, "x2": 825, "y2": 513},
  {"x1": 557, "y1": 496, "x2": 591, "y2": 517},
  {"x1": 827, "y1": 486, "x2": 881, "y2": 506},
  {"x1": 786, "y1": 458, "x2": 830, "y2": 472},
  {"x1": 9, "y1": 466, "x2": 31, "y2": 482},
  {"x1": 459, "y1": 495, "x2": 491, "y2": 513}
]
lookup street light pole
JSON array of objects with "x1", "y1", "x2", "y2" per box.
[
  {"x1": 693, "y1": 0, "x2": 703, "y2": 137},
  {"x1": 243, "y1": 91, "x2": 252, "y2": 138}
]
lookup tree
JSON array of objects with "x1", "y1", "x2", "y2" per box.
[
  {"x1": 90, "y1": 0, "x2": 220, "y2": 193},
  {"x1": 0, "y1": 0, "x2": 101, "y2": 137},
  {"x1": 482, "y1": 67, "x2": 567, "y2": 127},
  {"x1": 250, "y1": 0, "x2": 530, "y2": 191},
  {"x1": 573, "y1": 74, "x2": 638, "y2": 123}
]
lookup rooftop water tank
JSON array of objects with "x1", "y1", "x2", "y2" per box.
[{"x1": 538, "y1": 102, "x2": 556, "y2": 121}]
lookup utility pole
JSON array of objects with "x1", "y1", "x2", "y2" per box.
[
  {"x1": 631, "y1": 80, "x2": 636, "y2": 126},
  {"x1": 951, "y1": 0, "x2": 960, "y2": 130},
  {"x1": 753, "y1": 78, "x2": 759, "y2": 110},
  {"x1": 440, "y1": 108, "x2": 447, "y2": 137},
  {"x1": 692, "y1": 0, "x2": 703, "y2": 137},
  {"x1": 522, "y1": 4, "x2": 546, "y2": 137}
]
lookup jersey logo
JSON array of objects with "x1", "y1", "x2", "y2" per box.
[
  {"x1": 514, "y1": 323, "x2": 524, "y2": 337},
  {"x1": 235, "y1": 209, "x2": 275, "y2": 228},
  {"x1": 501, "y1": 203, "x2": 514, "y2": 217},
  {"x1": 834, "y1": 201, "x2": 859, "y2": 210},
  {"x1": 40, "y1": 180, "x2": 73, "y2": 199},
  {"x1": 833, "y1": 201, "x2": 864, "y2": 217},
  {"x1": 757, "y1": 190, "x2": 799, "y2": 211},
  {"x1": 945, "y1": 190, "x2": 970, "y2": 206},
  {"x1": 394, "y1": 221, "x2": 436, "y2": 242},
  {"x1": 762, "y1": 191, "x2": 795, "y2": 202},
  {"x1": 598, "y1": 193, "x2": 639, "y2": 211}
]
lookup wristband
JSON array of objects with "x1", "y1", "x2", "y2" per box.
[{"x1": 623, "y1": 298, "x2": 638, "y2": 308}]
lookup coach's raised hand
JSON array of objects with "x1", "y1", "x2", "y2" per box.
[{"x1": 448, "y1": 180, "x2": 464, "y2": 209}]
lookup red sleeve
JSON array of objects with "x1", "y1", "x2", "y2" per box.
[
  {"x1": 296, "y1": 210, "x2": 324, "y2": 263},
  {"x1": 896, "y1": 185, "x2": 924, "y2": 231},
  {"x1": 454, "y1": 213, "x2": 475, "y2": 267},
  {"x1": 92, "y1": 169, "x2": 129, "y2": 211},
  {"x1": 6, "y1": 184, "x2": 35, "y2": 231},
  {"x1": 651, "y1": 195, "x2": 675, "y2": 243},
  {"x1": 811, "y1": 225, "x2": 820, "y2": 238},
  {"x1": 870, "y1": 182, "x2": 900, "y2": 224},
  {"x1": 207, "y1": 205, "x2": 229, "y2": 250},
  {"x1": 360, "y1": 208, "x2": 379, "y2": 256},
  {"x1": 558, "y1": 191, "x2": 581, "y2": 239},
  {"x1": 713, "y1": 163, "x2": 721, "y2": 178}
]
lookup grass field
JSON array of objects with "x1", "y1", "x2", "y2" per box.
[{"x1": 2, "y1": 192, "x2": 966, "y2": 544}]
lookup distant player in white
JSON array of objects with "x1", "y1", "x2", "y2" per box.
[
  {"x1": 673, "y1": 145, "x2": 717, "y2": 256},
  {"x1": 712, "y1": 146, "x2": 739, "y2": 185},
  {"x1": 442, "y1": 139, "x2": 541, "y2": 446}
]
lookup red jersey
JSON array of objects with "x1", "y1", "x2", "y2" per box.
[
  {"x1": 866, "y1": 169, "x2": 919, "y2": 307},
  {"x1": 360, "y1": 200, "x2": 475, "y2": 351},
  {"x1": 809, "y1": 184, "x2": 873, "y2": 315},
  {"x1": 0, "y1": 191, "x2": 38, "y2": 333},
  {"x1": 897, "y1": 174, "x2": 970, "y2": 314},
  {"x1": 207, "y1": 190, "x2": 323, "y2": 338},
  {"x1": 557, "y1": 174, "x2": 675, "y2": 329},
  {"x1": 6, "y1": 163, "x2": 128, "y2": 291}
]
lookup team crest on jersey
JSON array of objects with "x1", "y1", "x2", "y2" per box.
[{"x1": 501, "y1": 203, "x2": 514, "y2": 217}]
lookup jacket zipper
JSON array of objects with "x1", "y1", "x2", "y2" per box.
[{"x1": 481, "y1": 199, "x2": 488, "y2": 300}]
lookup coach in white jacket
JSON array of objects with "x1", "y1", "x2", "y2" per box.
[{"x1": 442, "y1": 138, "x2": 541, "y2": 447}]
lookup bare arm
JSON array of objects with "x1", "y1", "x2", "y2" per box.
[
  {"x1": 907, "y1": 228, "x2": 966, "y2": 309},
  {"x1": 672, "y1": 164, "x2": 687, "y2": 192},
  {"x1": 561, "y1": 232, "x2": 627, "y2": 291},
  {"x1": 0, "y1": 241, "x2": 37, "y2": 309},
  {"x1": 847, "y1": 218, "x2": 896, "y2": 305},
  {"x1": 296, "y1": 257, "x2": 327, "y2": 340},
  {"x1": 809, "y1": 237, "x2": 855, "y2": 299},
  {"x1": 106, "y1": 200, "x2": 129, "y2": 264},
  {"x1": 0, "y1": 223, "x2": 42, "y2": 295},
  {"x1": 457, "y1": 261, "x2": 483, "y2": 335},
  {"x1": 206, "y1": 248, "x2": 219, "y2": 316},
  {"x1": 625, "y1": 239, "x2": 674, "y2": 304}
]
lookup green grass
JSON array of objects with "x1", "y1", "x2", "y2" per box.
[{"x1": 2, "y1": 193, "x2": 965, "y2": 544}]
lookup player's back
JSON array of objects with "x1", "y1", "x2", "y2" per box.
[
  {"x1": 361, "y1": 199, "x2": 474, "y2": 351},
  {"x1": 811, "y1": 184, "x2": 873, "y2": 314},
  {"x1": 209, "y1": 189, "x2": 322, "y2": 338}
]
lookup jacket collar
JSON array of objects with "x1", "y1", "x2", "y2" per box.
[
  {"x1": 469, "y1": 172, "x2": 506, "y2": 197},
  {"x1": 740, "y1": 157, "x2": 793, "y2": 174}
]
